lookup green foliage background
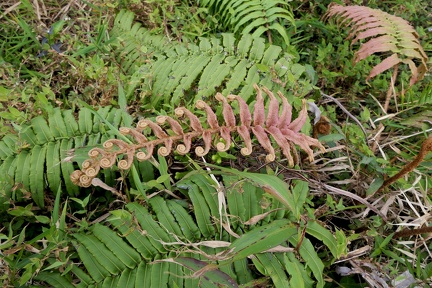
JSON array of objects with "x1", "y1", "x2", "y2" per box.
[{"x1": 0, "y1": 0, "x2": 431, "y2": 287}]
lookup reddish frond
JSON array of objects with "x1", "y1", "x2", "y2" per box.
[
  {"x1": 351, "y1": 26, "x2": 393, "y2": 45},
  {"x1": 158, "y1": 138, "x2": 173, "y2": 157},
  {"x1": 118, "y1": 149, "x2": 135, "y2": 170},
  {"x1": 216, "y1": 93, "x2": 236, "y2": 127},
  {"x1": 325, "y1": 3, "x2": 428, "y2": 85},
  {"x1": 252, "y1": 125, "x2": 276, "y2": 162},
  {"x1": 120, "y1": 127, "x2": 148, "y2": 143},
  {"x1": 156, "y1": 116, "x2": 184, "y2": 135},
  {"x1": 253, "y1": 84, "x2": 265, "y2": 126},
  {"x1": 237, "y1": 125, "x2": 252, "y2": 156},
  {"x1": 267, "y1": 126, "x2": 294, "y2": 166},
  {"x1": 196, "y1": 130, "x2": 212, "y2": 157},
  {"x1": 287, "y1": 100, "x2": 308, "y2": 133},
  {"x1": 175, "y1": 107, "x2": 203, "y2": 132},
  {"x1": 138, "y1": 119, "x2": 168, "y2": 139},
  {"x1": 277, "y1": 91, "x2": 292, "y2": 128},
  {"x1": 196, "y1": 100, "x2": 219, "y2": 129},
  {"x1": 281, "y1": 128, "x2": 325, "y2": 162},
  {"x1": 354, "y1": 35, "x2": 398, "y2": 62},
  {"x1": 227, "y1": 95, "x2": 251, "y2": 128},
  {"x1": 262, "y1": 86, "x2": 279, "y2": 128},
  {"x1": 366, "y1": 54, "x2": 401, "y2": 81},
  {"x1": 176, "y1": 134, "x2": 193, "y2": 155},
  {"x1": 71, "y1": 86, "x2": 327, "y2": 187},
  {"x1": 217, "y1": 127, "x2": 232, "y2": 152}
]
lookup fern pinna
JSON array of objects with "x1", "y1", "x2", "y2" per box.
[{"x1": 71, "y1": 85, "x2": 325, "y2": 187}]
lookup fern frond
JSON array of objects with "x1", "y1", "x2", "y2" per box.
[
  {"x1": 37, "y1": 170, "x2": 343, "y2": 287},
  {"x1": 200, "y1": 0, "x2": 294, "y2": 46},
  {"x1": 110, "y1": 10, "x2": 310, "y2": 107},
  {"x1": 71, "y1": 85, "x2": 325, "y2": 188},
  {"x1": 0, "y1": 106, "x2": 133, "y2": 208},
  {"x1": 325, "y1": 3, "x2": 428, "y2": 85}
]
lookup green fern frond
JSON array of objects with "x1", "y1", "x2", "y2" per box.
[
  {"x1": 110, "y1": 10, "x2": 310, "y2": 107},
  {"x1": 199, "y1": 0, "x2": 294, "y2": 46},
  {"x1": 0, "y1": 106, "x2": 133, "y2": 208},
  {"x1": 36, "y1": 174, "x2": 342, "y2": 287},
  {"x1": 325, "y1": 3, "x2": 428, "y2": 85},
  {"x1": 70, "y1": 86, "x2": 325, "y2": 188}
]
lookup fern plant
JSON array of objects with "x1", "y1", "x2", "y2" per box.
[
  {"x1": 0, "y1": 106, "x2": 142, "y2": 208},
  {"x1": 36, "y1": 173, "x2": 345, "y2": 288},
  {"x1": 198, "y1": 0, "x2": 295, "y2": 46},
  {"x1": 324, "y1": 3, "x2": 429, "y2": 110},
  {"x1": 70, "y1": 85, "x2": 325, "y2": 188},
  {"x1": 110, "y1": 10, "x2": 310, "y2": 108}
]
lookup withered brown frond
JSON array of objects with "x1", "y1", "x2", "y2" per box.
[
  {"x1": 325, "y1": 3, "x2": 428, "y2": 86},
  {"x1": 71, "y1": 85, "x2": 325, "y2": 187}
]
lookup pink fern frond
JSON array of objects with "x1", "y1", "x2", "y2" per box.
[
  {"x1": 325, "y1": 3, "x2": 428, "y2": 85},
  {"x1": 71, "y1": 86, "x2": 326, "y2": 187}
]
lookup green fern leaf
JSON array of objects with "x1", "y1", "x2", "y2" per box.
[
  {"x1": 289, "y1": 237, "x2": 324, "y2": 288},
  {"x1": 117, "y1": 268, "x2": 136, "y2": 288},
  {"x1": 166, "y1": 199, "x2": 201, "y2": 240},
  {"x1": 60, "y1": 138, "x2": 79, "y2": 197},
  {"x1": 150, "y1": 261, "x2": 170, "y2": 288},
  {"x1": 110, "y1": 10, "x2": 313, "y2": 108},
  {"x1": 249, "y1": 37, "x2": 265, "y2": 61},
  {"x1": 0, "y1": 134, "x2": 17, "y2": 158},
  {"x1": 32, "y1": 116, "x2": 54, "y2": 144},
  {"x1": 15, "y1": 150, "x2": 31, "y2": 193},
  {"x1": 29, "y1": 145, "x2": 47, "y2": 207},
  {"x1": 227, "y1": 219, "x2": 297, "y2": 262},
  {"x1": 108, "y1": 210, "x2": 160, "y2": 260},
  {"x1": 101, "y1": 277, "x2": 119, "y2": 287},
  {"x1": 76, "y1": 244, "x2": 110, "y2": 282},
  {"x1": 126, "y1": 202, "x2": 171, "y2": 250},
  {"x1": 177, "y1": 179, "x2": 215, "y2": 238},
  {"x1": 78, "y1": 108, "x2": 93, "y2": 134},
  {"x1": 62, "y1": 109, "x2": 79, "y2": 136},
  {"x1": 136, "y1": 262, "x2": 152, "y2": 287},
  {"x1": 92, "y1": 223, "x2": 141, "y2": 269},
  {"x1": 48, "y1": 108, "x2": 68, "y2": 138},
  {"x1": 149, "y1": 196, "x2": 184, "y2": 238},
  {"x1": 74, "y1": 233, "x2": 126, "y2": 274},
  {"x1": 70, "y1": 266, "x2": 95, "y2": 286},
  {"x1": 236, "y1": 34, "x2": 253, "y2": 57},
  {"x1": 46, "y1": 141, "x2": 61, "y2": 193},
  {"x1": 223, "y1": 175, "x2": 247, "y2": 226}
]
